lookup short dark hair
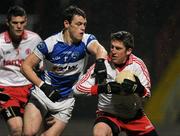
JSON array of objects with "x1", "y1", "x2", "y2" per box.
[
  {"x1": 62, "y1": 5, "x2": 86, "y2": 24},
  {"x1": 111, "y1": 31, "x2": 134, "y2": 49},
  {"x1": 7, "y1": 5, "x2": 27, "y2": 22}
]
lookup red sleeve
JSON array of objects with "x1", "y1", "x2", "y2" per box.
[{"x1": 91, "y1": 84, "x2": 98, "y2": 96}]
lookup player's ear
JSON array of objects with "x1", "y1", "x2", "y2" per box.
[
  {"x1": 6, "y1": 19, "x2": 9, "y2": 27},
  {"x1": 126, "y1": 48, "x2": 132, "y2": 55},
  {"x1": 64, "y1": 20, "x2": 70, "y2": 28},
  {"x1": 24, "y1": 17, "x2": 27, "y2": 25}
]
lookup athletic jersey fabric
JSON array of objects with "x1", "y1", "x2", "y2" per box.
[
  {"x1": 74, "y1": 54, "x2": 151, "y2": 117},
  {"x1": 33, "y1": 31, "x2": 97, "y2": 97},
  {"x1": 0, "y1": 30, "x2": 42, "y2": 86}
]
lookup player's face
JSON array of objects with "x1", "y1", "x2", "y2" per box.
[
  {"x1": 7, "y1": 16, "x2": 27, "y2": 39},
  {"x1": 110, "y1": 40, "x2": 132, "y2": 65},
  {"x1": 65, "y1": 15, "x2": 87, "y2": 43}
]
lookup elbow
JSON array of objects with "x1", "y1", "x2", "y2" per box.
[
  {"x1": 20, "y1": 62, "x2": 25, "y2": 75},
  {"x1": 20, "y1": 61, "x2": 30, "y2": 76}
]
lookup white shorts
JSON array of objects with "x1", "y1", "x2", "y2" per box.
[{"x1": 29, "y1": 86, "x2": 75, "y2": 123}]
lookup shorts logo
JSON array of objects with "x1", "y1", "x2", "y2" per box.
[{"x1": 5, "y1": 109, "x2": 12, "y2": 118}]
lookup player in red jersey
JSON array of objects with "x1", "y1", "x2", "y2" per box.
[
  {"x1": 0, "y1": 5, "x2": 42, "y2": 136},
  {"x1": 74, "y1": 31, "x2": 158, "y2": 136}
]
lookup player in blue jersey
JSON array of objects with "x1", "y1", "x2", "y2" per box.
[{"x1": 21, "y1": 5, "x2": 107, "y2": 136}]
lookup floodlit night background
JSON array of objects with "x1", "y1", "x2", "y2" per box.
[{"x1": 0, "y1": 0, "x2": 180, "y2": 135}]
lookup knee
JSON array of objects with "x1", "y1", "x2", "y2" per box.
[
  {"x1": 23, "y1": 129, "x2": 37, "y2": 136},
  {"x1": 93, "y1": 128, "x2": 107, "y2": 136},
  {"x1": 10, "y1": 126, "x2": 22, "y2": 136},
  {"x1": 23, "y1": 126, "x2": 39, "y2": 136},
  {"x1": 93, "y1": 122, "x2": 113, "y2": 136},
  {"x1": 22, "y1": 123, "x2": 40, "y2": 136}
]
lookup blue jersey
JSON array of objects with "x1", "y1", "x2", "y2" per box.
[{"x1": 33, "y1": 31, "x2": 97, "y2": 97}]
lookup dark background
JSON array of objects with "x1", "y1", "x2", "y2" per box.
[
  {"x1": 0, "y1": 0, "x2": 180, "y2": 135},
  {"x1": 1, "y1": 0, "x2": 179, "y2": 86}
]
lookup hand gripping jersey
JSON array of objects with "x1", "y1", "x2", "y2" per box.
[
  {"x1": 33, "y1": 31, "x2": 97, "y2": 97},
  {"x1": 0, "y1": 30, "x2": 42, "y2": 86},
  {"x1": 74, "y1": 54, "x2": 151, "y2": 117}
]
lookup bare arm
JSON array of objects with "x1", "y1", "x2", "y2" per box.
[
  {"x1": 88, "y1": 41, "x2": 107, "y2": 59},
  {"x1": 21, "y1": 53, "x2": 43, "y2": 87},
  {"x1": 87, "y1": 41, "x2": 108, "y2": 84}
]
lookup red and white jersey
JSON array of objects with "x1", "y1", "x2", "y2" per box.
[
  {"x1": 73, "y1": 54, "x2": 151, "y2": 116},
  {"x1": 0, "y1": 30, "x2": 42, "y2": 86}
]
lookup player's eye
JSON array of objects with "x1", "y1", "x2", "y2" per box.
[{"x1": 12, "y1": 21, "x2": 25, "y2": 25}]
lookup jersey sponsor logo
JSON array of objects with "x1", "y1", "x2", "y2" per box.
[
  {"x1": 3, "y1": 59, "x2": 23, "y2": 67},
  {"x1": 51, "y1": 64, "x2": 78, "y2": 74}
]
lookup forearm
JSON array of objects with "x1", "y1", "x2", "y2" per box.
[
  {"x1": 21, "y1": 62, "x2": 42, "y2": 87},
  {"x1": 73, "y1": 65, "x2": 95, "y2": 96},
  {"x1": 73, "y1": 86, "x2": 92, "y2": 96},
  {"x1": 21, "y1": 53, "x2": 43, "y2": 87},
  {"x1": 88, "y1": 41, "x2": 107, "y2": 59},
  {"x1": 95, "y1": 44, "x2": 107, "y2": 59},
  {"x1": 73, "y1": 78, "x2": 93, "y2": 96}
]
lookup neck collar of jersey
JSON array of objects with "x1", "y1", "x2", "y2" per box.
[
  {"x1": 108, "y1": 54, "x2": 134, "y2": 71},
  {"x1": 4, "y1": 30, "x2": 28, "y2": 43},
  {"x1": 56, "y1": 31, "x2": 65, "y2": 42},
  {"x1": 108, "y1": 54, "x2": 134, "y2": 65}
]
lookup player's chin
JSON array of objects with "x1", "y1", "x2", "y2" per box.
[
  {"x1": 76, "y1": 36, "x2": 83, "y2": 42},
  {"x1": 15, "y1": 31, "x2": 23, "y2": 37},
  {"x1": 111, "y1": 59, "x2": 119, "y2": 64}
]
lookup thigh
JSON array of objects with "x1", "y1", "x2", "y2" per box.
[
  {"x1": 23, "y1": 103, "x2": 43, "y2": 135},
  {"x1": 42, "y1": 98, "x2": 75, "y2": 136},
  {"x1": 51, "y1": 97, "x2": 75, "y2": 123},
  {"x1": 42, "y1": 116, "x2": 66, "y2": 136}
]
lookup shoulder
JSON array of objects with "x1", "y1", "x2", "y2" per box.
[
  {"x1": 130, "y1": 54, "x2": 149, "y2": 75},
  {"x1": 0, "y1": 31, "x2": 7, "y2": 41},
  {"x1": 82, "y1": 33, "x2": 97, "y2": 45},
  {"x1": 44, "y1": 33, "x2": 59, "y2": 45},
  {"x1": 25, "y1": 30, "x2": 40, "y2": 37},
  {"x1": 0, "y1": 32, "x2": 4, "y2": 37},
  {"x1": 25, "y1": 30, "x2": 42, "y2": 41},
  {"x1": 0, "y1": 32, "x2": 10, "y2": 47},
  {"x1": 0, "y1": 32, "x2": 4, "y2": 41},
  {"x1": 131, "y1": 54, "x2": 146, "y2": 67},
  {"x1": 82, "y1": 33, "x2": 96, "y2": 40},
  {"x1": 42, "y1": 33, "x2": 60, "y2": 52},
  {"x1": 0, "y1": 32, "x2": 5, "y2": 48}
]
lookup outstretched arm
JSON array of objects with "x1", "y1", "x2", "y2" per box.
[
  {"x1": 87, "y1": 40, "x2": 107, "y2": 59},
  {"x1": 88, "y1": 41, "x2": 108, "y2": 84},
  {"x1": 73, "y1": 60, "x2": 123, "y2": 96}
]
